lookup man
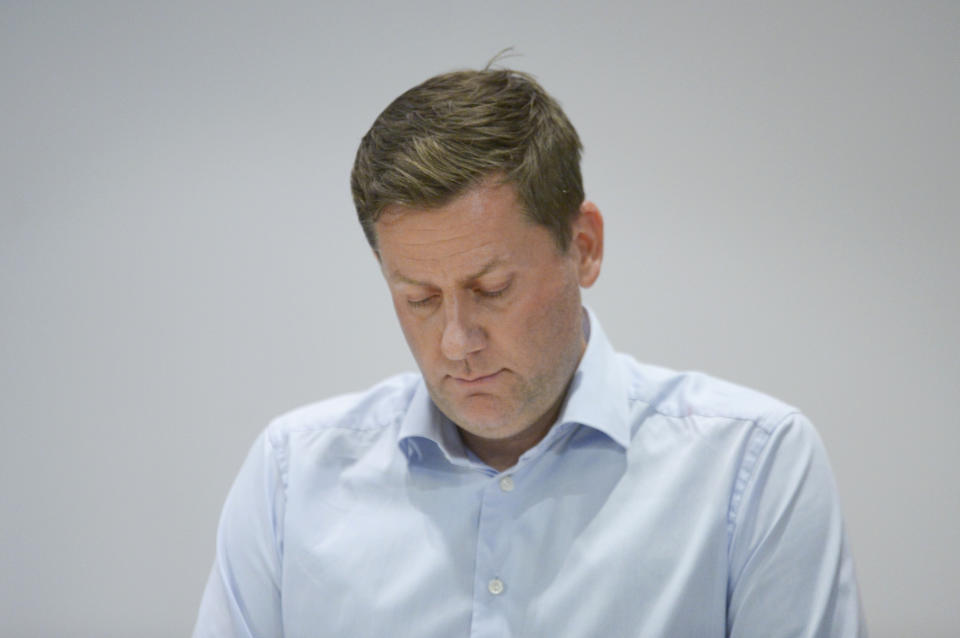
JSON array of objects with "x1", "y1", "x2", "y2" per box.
[{"x1": 194, "y1": 67, "x2": 865, "y2": 637}]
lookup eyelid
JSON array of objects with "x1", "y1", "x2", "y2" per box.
[
  {"x1": 403, "y1": 276, "x2": 512, "y2": 307},
  {"x1": 407, "y1": 295, "x2": 437, "y2": 308},
  {"x1": 477, "y1": 279, "x2": 512, "y2": 298}
]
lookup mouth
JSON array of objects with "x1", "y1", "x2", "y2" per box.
[{"x1": 450, "y1": 370, "x2": 503, "y2": 386}]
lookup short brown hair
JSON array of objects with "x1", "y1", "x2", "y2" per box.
[{"x1": 350, "y1": 67, "x2": 584, "y2": 251}]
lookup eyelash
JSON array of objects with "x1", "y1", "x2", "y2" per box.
[
  {"x1": 407, "y1": 284, "x2": 510, "y2": 308},
  {"x1": 408, "y1": 296, "x2": 436, "y2": 308},
  {"x1": 479, "y1": 285, "x2": 509, "y2": 299}
]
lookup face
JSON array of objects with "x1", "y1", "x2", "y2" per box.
[{"x1": 375, "y1": 180, "x2": 603, "y2": 453}]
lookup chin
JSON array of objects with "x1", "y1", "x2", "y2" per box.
[
  {"x1": 450, "y1": 409, "x2": 511, "y2": 434},
  {"x1": 440, "y1": 402, "x2": 517, "y2": 437}
]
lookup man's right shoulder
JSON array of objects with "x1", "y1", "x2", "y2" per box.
[{"x1": 264, "y1": 371, "x2": 422, "y2": 442}]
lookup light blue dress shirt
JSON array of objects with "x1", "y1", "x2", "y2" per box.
[{"x1": 194, "y1": 308, "x2": 865, "y2": 637}]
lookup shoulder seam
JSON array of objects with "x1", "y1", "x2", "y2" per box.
[
  {"x1": 625, "y1": 375, "x2": 794, "y2": 429},
  {"x1": 626, "y1": 392, "x2": 790, "y2": 433}
]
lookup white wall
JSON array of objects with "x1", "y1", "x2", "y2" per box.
[{"x1": 1, "y1": 2, "x2": 957, "y2": 636}]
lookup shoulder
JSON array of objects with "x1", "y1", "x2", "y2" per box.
[
  {"x1": 263, "y1": 372, "x2": 421, "y2": 449},
  {"x1": 618, "y1": 355, "x2": 799, "y2": 433}
]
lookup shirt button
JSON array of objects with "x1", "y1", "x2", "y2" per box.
[
  {"x1": 499, "y1": 475, "x2": 515, "y2": 492},
  {"x1": 488, "y1": 578, "x2": 505, "y2": 595}
]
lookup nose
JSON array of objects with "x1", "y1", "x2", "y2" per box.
[{"x1": 440, "y1": 297, "x2": 486, "y2": 361}]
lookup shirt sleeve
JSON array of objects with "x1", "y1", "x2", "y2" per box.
[
  {"x1": 193, "y1": 429, "x2": 287, "y2": 638},
  {"x1": 726, "y1": 413, "x2": 867, "y2": 637}
]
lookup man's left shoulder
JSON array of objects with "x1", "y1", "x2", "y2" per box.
[{"x1": 619, "y1": 355, "x2": 801, "y2": 432}]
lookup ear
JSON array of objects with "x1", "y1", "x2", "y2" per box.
[{"x1": 571, "y1": 200, "x2": 604, "y2": 288}]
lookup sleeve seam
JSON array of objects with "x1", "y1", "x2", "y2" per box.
[{"x1": 726, "y1": 410, "x2": 801, "y2": 550}]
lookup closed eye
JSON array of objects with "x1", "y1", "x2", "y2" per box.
[
  {"x1": 407, "y1": 295, "x2": 438, "y2": 308},
  {"x1": 477, "y1": 281, "x2": 511, "y2": 299}
]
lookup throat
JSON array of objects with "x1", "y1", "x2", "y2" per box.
[{"x1": 457, "y1": 410, "x2": 560, "y2": 472}]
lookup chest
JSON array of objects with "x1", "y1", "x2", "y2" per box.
[{"x1": 278, "y1": 431, "x2": 738, "y2": 637}]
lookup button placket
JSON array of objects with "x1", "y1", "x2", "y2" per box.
[{"x1": 470, "y1": 469, "x2": 522, "y2": 636}]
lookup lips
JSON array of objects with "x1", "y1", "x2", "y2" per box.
[{"x1": 451, "y1": 370, "x2": 503, "y2": 384}]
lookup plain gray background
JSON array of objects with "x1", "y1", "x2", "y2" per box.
[{"x1": 2, "y1": 2, "x2": 957, "y2": 636}]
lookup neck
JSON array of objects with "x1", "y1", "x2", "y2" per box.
[{"x1": 459, "y1": 395, "x2": 565, "y2": 472}]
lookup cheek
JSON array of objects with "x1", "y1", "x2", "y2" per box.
[
  {"x1": 513, "y1": 277, "x2": 579, "y2": 346},
  {"x1": 390, "y1": 298, "x2": 420, "y2": 350},
  {"x1": 392, "y1": 304, "x2": 439, "y2": 364}
]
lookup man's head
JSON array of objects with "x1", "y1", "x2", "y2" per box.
[
  {"x1": 351, "y1": 66, "x2": 602, "y2": 469},
  {"x1": 351, "y1": 67, "x2": 584, "y2": 252}
]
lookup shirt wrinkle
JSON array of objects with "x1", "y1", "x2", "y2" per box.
[{"x1": 194, "y1": 307, "x2": 865, "y2": 638}]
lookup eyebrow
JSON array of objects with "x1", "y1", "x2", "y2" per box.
[{"x1": 389, "y1": 257, "x2": 506, "y2": 287}]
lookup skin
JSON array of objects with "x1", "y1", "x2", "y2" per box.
[{"x1": 375, "y1": 178, "x2": 603, "y2": 471}]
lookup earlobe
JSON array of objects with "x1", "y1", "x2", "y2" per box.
[{"x1": 573, "y1": 201, "x2": 604, "y2": 288}]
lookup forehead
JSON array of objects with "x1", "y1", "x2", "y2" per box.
[{"x1": 375, "y1": 182, "x2": 551, "y2": 277}]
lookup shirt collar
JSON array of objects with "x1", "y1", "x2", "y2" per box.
[
  {"x1": 397, "y1": 306, "x2": 632, "y2": 463},
  {"x1": 554, "y1": 306, "x2": 632, "y2": 449},
  {"x1": 397, "y1": 380, "x2": 471, "y2": 466}
]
